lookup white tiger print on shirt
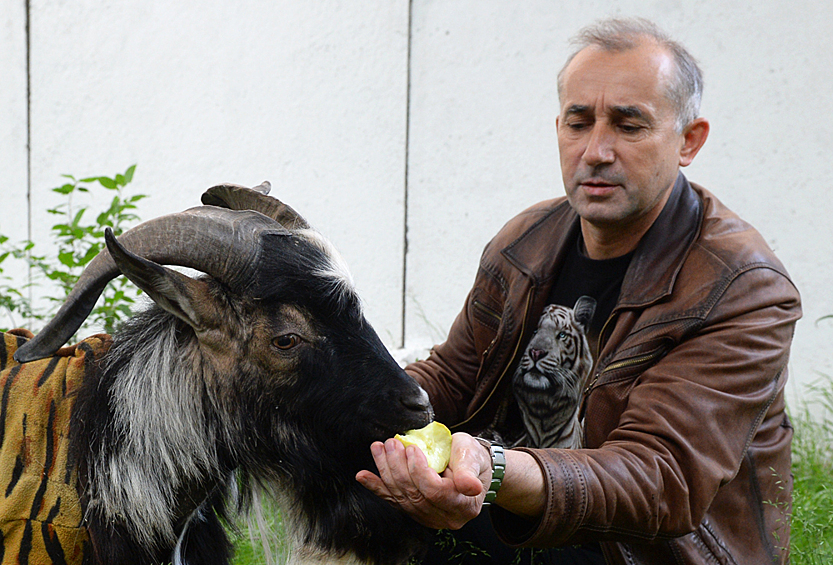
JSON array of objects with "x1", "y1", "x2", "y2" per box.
[{"x1": 511, "y1": 296, "x2": 596, "y2": 449}]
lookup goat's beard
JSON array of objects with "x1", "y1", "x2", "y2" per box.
[{"x1": 73, "y1": 309, "x2": 224, "y2": 548}]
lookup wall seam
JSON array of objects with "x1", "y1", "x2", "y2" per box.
[
  {"x1": 25, "y1": 0, "x2": 33, "y2": 312},
  {"x1": 400, "y1": 0, "x2": 413, "y2": 349}
]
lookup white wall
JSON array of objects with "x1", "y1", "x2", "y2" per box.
[
  {"x1": 1, "y1": 0, "x2": 29, "y2": 295},
  {"x1": 2, "y1": 0, "x2": 831, "y2": 407}
]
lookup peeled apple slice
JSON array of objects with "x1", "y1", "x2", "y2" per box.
[{"x1": 394, "y1": 421, "x2": 452, "y2": 473}]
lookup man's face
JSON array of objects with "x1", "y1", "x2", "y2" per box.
[{"x1": 557, "y1": 42, "x2": 686, "y2": 232}]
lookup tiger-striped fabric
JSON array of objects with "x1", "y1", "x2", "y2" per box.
[
  {"x1": 0, "y1": 329, "x2": 111, "y2": 565},
  {"x1": 511, "y1": 302, "x2": 594, "y2": 449}
]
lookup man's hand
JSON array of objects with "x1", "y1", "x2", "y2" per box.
[{"x1": 356, "y1": 432, "x2": 492, "y2": 530}]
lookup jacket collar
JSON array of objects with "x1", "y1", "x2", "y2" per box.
[
  {"x1": 620, "y1": 173, "x2": 702, "y2": 307},
  {"x1": 500, "y1": 172, "x2": 702, "y2": 307}
]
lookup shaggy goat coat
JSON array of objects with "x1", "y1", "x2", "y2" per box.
[
  {"x1": 0, "y1": 329, "x2": 110, "y2": 564},
  {"x1": 2, "y1": 190, "x2": 435, "y2": 565}
]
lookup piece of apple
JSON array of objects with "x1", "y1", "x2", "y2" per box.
[{"x1": 394, "y1": 421, "x2": 452, "y2": 473}]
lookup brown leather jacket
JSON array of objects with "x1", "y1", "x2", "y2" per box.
[{"x1": 406, "y1": 175, "x2": 801, "y2": 564}]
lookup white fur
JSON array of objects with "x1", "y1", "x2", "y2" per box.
[
  {"x1": 90, "y1": 321, "x2": 219, "y2": 547},
  {"x1": 297, "y1": 228, "x2": 362, "y2": 314}
]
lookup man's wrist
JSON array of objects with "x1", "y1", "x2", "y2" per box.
[{"x1": 475, "y1": 438, "x2": 506, "y2": 505}]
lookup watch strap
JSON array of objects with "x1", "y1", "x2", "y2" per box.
[{"x1": 476, "y1": 438, "x2": 505, "y2": 505}]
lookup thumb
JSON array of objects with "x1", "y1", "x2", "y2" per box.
[
  {"x1": 453, "y1": 466, "x2": 485, "y2": 497},
  {"x1": 448, "y1": 434, "x2": 491, "y2": 497}
]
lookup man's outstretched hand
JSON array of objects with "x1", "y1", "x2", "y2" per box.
[{"x1": 356, "y1": 432, "x2": 492, "y2": 530}]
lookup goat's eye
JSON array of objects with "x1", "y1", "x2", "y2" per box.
[{"x1": 272, "y1": 334, "x2": 301, "y2": 350}]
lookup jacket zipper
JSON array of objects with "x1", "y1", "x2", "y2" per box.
[
  {"x1": 583, "y1": 347, "x2": 667, "y2": 398},
  {"x1": 472, "y1": 299, "x2": 503, "y2": 325},
  {"x1": 451, "y1": 288, "x2": 535, "y2": 431}
]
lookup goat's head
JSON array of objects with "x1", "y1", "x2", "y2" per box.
[{"x1": 14, "y1": 187, "x2": 432, "y2": 470}]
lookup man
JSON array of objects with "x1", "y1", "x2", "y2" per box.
[{"x1": 357, "y1": 18, "x2": 801, "y2": 565}]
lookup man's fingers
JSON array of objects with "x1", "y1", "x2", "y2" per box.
[
  {"x1": 407, "y1": 444, "x2": 447, "y2": 499},
  {"x1": 356, "y1": 469, "x2": 391, "y2": 498}
]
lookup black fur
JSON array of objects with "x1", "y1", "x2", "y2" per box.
[{"x1": 67, "y1": 232, "x2": 432, "y2": 565}]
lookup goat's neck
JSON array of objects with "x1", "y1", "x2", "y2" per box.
[{"x1": 81, "y1": 315, "x2": 235, "y2": 547}]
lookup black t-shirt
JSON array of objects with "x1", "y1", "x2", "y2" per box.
[
  {"x1": 495, "y1": 232, "x2": 634, "y2": 444},
  {"x1": 546, "y1": 232, "x2": 633, "y2": 359}
]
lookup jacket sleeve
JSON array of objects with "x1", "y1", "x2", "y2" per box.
[{"x1": 491, "y1": 265, "x2": 801, "y2": 546}]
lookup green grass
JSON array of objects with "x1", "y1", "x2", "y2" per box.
[
  {"x1": 229, "y1": 380, "x2": 833, "y2": 564},
  {"x1": 789, "y1": 377, "x2": 833, "y2": 564},
  {"x1": 230, "y1": 496, "x2": 289, "y2": 565}
]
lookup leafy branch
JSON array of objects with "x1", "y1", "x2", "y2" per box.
[{"x1": 0, "y1": 165, "x2": 146, "y2": 335}]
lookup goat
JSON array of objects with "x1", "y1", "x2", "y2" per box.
[{"x1": 2, "y1": 183, "x2": 433, "y2": 565}]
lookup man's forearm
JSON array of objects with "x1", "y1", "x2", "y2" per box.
[{"x1": 495, "y1": 449, "x2": 546, "y2": 519}]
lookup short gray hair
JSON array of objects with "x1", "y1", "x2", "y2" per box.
[{"x1": 557, "y1": 18, "x2": 703, "y2": 132}]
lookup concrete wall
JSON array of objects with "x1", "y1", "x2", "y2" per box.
[{"x1": 2, "y1": 0, "x2": 831, "y2": 406}]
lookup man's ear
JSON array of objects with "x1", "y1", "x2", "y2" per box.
[{"x1": 679, "y1": 117, "x2": 710, "y2": 167}]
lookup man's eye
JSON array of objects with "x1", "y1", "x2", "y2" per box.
[{"x1": 619, "y1": 124, "x2": 642, "y2": 133}]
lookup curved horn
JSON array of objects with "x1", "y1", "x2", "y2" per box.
[
  {"x1": 14, "y1": 206, "x2": 289, "y2": 363},
  {"x1": 201, "y1": 182, "x2": 310, "y2": 230}
]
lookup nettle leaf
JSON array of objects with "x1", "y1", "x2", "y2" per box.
[
  {"x1": 53, "y1": 183, "x2": 75, "y2": 195},
  {"x1": 57, "y1": 250, "x2": 76, "y2": 268},
  {"x1": 71, "y1": 208, "x2": 86, "y2": 227},
  {"x1": 96, "y1": 211, "x2": 112, "y2": 227},
  {"x1": 80, "y1": 245, "x2": 101, "y2": 265},
  {"x1": 97, "y1": 176, "x2": 118, "y2": 189}
]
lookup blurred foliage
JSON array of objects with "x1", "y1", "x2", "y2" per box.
[{"x1": 0, "y1": 165, "x2": 145, "y2": 336}]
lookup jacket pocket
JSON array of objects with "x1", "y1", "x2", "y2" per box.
[{"x1": 472, "y1": 298, "x2": 502, "y2": 331}]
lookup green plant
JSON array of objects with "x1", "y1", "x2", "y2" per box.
[
  {"x1": 0, "y1": 236, "x2": 37, "y2": 325},
  {"x1": 0, "y1": 165, "x2": 146, "y2": 335},
  {"x1": 230, "y1": 495, "x2": 289, "y2": 565},
  {"x1": 789, "y1": 376, "x2": 833, "y2": 564}
]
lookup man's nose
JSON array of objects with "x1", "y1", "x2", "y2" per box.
[{"x1": 582, "y1": 124, "x2": 615, "y2": 166}]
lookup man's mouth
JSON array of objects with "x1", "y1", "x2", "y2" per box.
[{"x1": 579, "y1": 179, "x2": 619, "y2": 196}]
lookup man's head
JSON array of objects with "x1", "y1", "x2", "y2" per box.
[
  {"x1": 555, "y1": 18, "x2": 709, "y2": 259},
  {"x1": 558, "y1": 18, "x2": 703, "y2": 134}
]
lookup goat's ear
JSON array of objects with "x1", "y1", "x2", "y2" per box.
[{"x1": 104, "y1": 229, "x2": 221, "y2": 330}]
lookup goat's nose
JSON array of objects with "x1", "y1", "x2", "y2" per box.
[
  {"x1": 529, "y1": 348, "x2": 547, "y2": 362},
  {"x1": 401, "y1": 387, "x2": 432, "y2": 413}
]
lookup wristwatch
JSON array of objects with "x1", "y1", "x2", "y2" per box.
[{"x1": 475, "y1": 438, "x2": 506, "y2": 505}]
